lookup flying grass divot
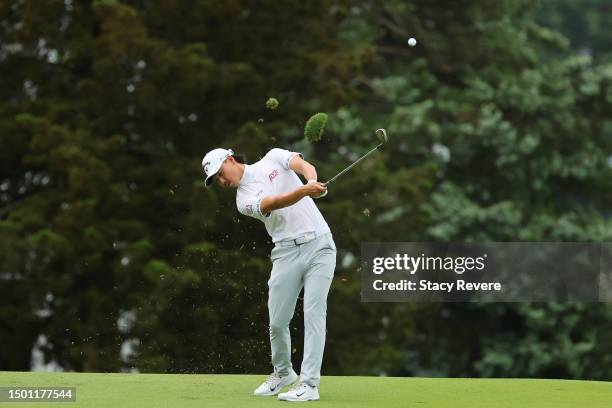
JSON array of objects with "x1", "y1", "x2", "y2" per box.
[
  {"x1": 265, "y1": 97, "x2": 279, "y2": 110},
  {"x1": 304, "y1": 112, "x2": 328, "y2": 142}
]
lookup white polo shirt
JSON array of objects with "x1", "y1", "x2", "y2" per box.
[{"x1": 236, "y1": 148, "x2": 330, "y2": 243}]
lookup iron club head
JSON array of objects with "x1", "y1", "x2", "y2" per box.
[
  {"x1": 322, "y1": 127, "x2": 389, "y2": 186},
  {"x1": 375, "y1": 128, "x2": 388, "y2": 145}
]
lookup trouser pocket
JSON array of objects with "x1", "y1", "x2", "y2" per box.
[{"x1": 270, "y1": 245, "x2": 291, "y2": 263}]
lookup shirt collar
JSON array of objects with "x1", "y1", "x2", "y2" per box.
[{"x1": 239, "y1": 164, "x2": 253, "y2": 187}]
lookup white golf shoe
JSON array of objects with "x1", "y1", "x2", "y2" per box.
[
  {"x1": 253, "y1": 370, "x2": 298, "y2": 396},
  {"x1": 278, "y1": 382, "x2": 320, "y2": 402}
]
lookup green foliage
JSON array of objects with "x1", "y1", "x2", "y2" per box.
[
  {"x1": 535, "y1": 0, "x2": 612, "y2": 62},
  {"x1": 318, "y1": 0, "x2": 612, "y2": 380}
]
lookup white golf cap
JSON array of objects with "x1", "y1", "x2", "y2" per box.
[{"x1": 202, "y1": 148, "x2": 234, "y2": 187}]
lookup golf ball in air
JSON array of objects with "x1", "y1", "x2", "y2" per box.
[{"x1": 408, "y1": 38, "x2": 417, "y2": 47}]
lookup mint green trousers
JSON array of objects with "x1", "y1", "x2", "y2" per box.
[{"x1": 268, "y1": 233, "x2": 336, "y2": 387}]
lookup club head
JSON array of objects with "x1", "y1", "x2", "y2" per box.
[{"x1": 375, "y1": 128, "x2": 388, "y2": 145}]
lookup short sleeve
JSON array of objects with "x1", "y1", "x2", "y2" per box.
[
  {"x1": 237, "y1": 193, "x2": 270, "y2": 221},
  {"x1": 266, "y1": 148, "x2": 303, "y2": 170}
]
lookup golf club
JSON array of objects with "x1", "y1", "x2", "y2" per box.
[
  {"x1": 312, "y1": 129, "x2": 387, "y2": 199},
  {"x1": 324, "y1": 128, "x2": 388, "y2": 186}
]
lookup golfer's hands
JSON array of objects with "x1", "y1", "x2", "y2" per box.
[{"x1": 304, "y1": 180, "x2": 327, "y2": 199}]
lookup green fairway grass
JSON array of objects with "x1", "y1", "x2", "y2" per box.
[{"x1": 0, "y1": 371, "x2": 610, "y2": 407}]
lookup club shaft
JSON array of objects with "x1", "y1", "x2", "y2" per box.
[{"x1": 324, "y1": 144, "x2": 382, "y2": 185}]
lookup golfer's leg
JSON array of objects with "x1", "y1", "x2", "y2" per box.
[
  {"x1": 300, "y1": 234, "x2": 336, "y2": 386},
  {"x1": 268, "y1": 247, "x2": 303, "y2": 377}
]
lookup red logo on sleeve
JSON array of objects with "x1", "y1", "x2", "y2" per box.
[{"x1": 268, "y1": 169, "x2": 279, "y2": 182}]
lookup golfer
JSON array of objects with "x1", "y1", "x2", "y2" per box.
[{"x1": 202, "y1": 147, "x2": 336, "y2": 402}]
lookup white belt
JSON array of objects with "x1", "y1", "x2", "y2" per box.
[{"x1": 276, "y1": 232, "x2": 317, "y2": 247}]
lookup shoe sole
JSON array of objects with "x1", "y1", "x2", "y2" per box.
[{"x1": 278, "y1": 396, "x2": 320, "y2": 402}]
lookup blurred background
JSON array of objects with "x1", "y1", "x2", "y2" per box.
[{"x1": 1, "y1": 0, "x2": 612, "y2": 380}]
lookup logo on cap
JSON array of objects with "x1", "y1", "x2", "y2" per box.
[{"x1": 203, "y1": 162, "x2": 210, "y2": 174}]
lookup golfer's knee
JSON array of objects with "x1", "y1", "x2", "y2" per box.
[
  {"x1": 304, "y1": 308, "x2": 326, "y2": 329},
  {"x1": 269, "y1": 321, "x2": 289, "y2": 336}
]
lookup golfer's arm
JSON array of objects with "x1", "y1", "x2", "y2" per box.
[
  {"x1": 260, "y1": 187, "x2": 306, "y2": 215},
  {"x1": 289, "y1": 155, "x2": 317, "y2": 181}
]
